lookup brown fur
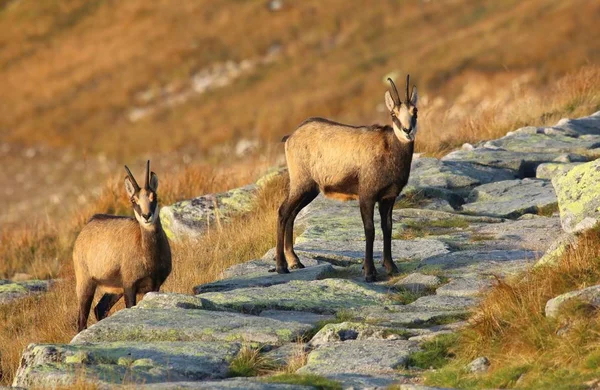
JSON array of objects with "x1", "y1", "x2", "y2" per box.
[
  {"x1": 73, "y1": 162, "x2": 171, "y2": 332},
  {"x1": 275, "y1": 77, "x2": 418, "y2": 282}
]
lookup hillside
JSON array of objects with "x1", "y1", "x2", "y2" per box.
[{"x1": 1, "y1": 0, "x2": 600, "y2": 225}]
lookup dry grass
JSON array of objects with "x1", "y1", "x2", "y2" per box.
[{"x1": 426, "y1": 227, "x2": 600, "y2": 388}]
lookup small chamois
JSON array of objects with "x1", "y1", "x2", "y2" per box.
[
  {"x1": 73, "y1": 161, "x2": 172, "y2": 332},
  {"x1": 276, "y1": 75, "x2": 418, "y2": 282}
]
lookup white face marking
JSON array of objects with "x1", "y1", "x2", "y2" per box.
[{"x1": 391, "y1": 104, "x2": 418, "y2": 142}]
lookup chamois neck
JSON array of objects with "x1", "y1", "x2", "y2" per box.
[{"x1": 139, "y1": 216, "x2": 163, "y2": 250}]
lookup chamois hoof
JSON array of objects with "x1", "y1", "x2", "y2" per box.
[
  {"x1": 276, "y1": 266, "x2": 290, "y2": 274},
  {"x1": 365, "y1": 274, "x2": 377, "y2": 283},
  {"x1": 289, "y1": 262, "x2": 305, "y2": 270}
]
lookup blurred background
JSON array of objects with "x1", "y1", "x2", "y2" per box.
[{"x1": 1, "y1": 0, "x2": 599, "y2": 227}]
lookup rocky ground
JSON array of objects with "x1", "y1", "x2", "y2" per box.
[{"x1": 10, "y1": 111, "x2": 600, "y2": 389}]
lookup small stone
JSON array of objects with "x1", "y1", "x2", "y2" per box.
[
  {"x1": 545, "y1": 285, "x2": 600, "y2": 318},
  {"x1": 467, "y1": 356, "x2": 490, "y2": 373}
]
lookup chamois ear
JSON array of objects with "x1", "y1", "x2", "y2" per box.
[
  {"x1": 149, "y1": 172, "x2": 159, "y2": 192},
  {"x1": 410, "y1": 86, "x2": 418, "y2": 106},
  {"x1": 124, "y1": 176, "x2": 137, "y2": 198},
  {"x1": 384, "y1": 91, "x2": 396, "y2": 112}
]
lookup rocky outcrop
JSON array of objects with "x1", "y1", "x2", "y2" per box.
[
  {"x1": 553, "y1": 159, "x2": 600, "y2": 233},
  {"x1": 13, "y1": 111, "x2": 600, "y2": 389},
  {"x1": 0, "y1": 279, "x2": 54, "y2": 304}
]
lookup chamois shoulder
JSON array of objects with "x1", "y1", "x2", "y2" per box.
[{"x1": 298, "y1": 117, "x2": 367, "y2": 130}]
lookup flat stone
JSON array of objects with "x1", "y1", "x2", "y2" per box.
[
  {"x1": 309, "y1": 322, "x2": 411, "y2": 347},
  {"x1": 545, "y1": 285, "x2": 600, "y2": 318},
  {"x1": 197, "y1": 279, "x2": 395, "y2": 315},
  {"x1": 536, "y1": 162, "x2": 583, "y2": 179},
  {"x1": 259, "y1": 310, "x2": 334, "y2": 326},
  {"x1": 294, "y1": 238, "x2": 449, "y2": 266},
  {"x1": 73, "y1": 294, "x2": 314, "y2": 345},
  {"x1": 442, "y1": 148, "x2": 587, "y2": 178},
  {"x1": 408, "y1": 295, "x2": 479, "y2": 312},
  {"x1": 395, "y1": 273, "x2": 441, "y2": 293},
  {"x1": 13, "y1": 342, "x2": 240, "y2": 388},
  {"x1": 484, "y1": 131, "x2": 600, "y2": 155},
  {"x1": 140, "y1": 379, "x2": 311, "y2": 389},
  {"x1": 419, "y1": 249, "x2": 540, "y2": 276},
  {"x1": 463, "y1": 179, "x2": 557, "y2": 218},
  {"x1": 409, "y1": 157, "x2": 516, "y2": 189},
  {"x1": 436, "y1": 278, "x2": 494, "y2": 297},
  {"x1": 194, "y1": 263, "x2": 334, "y2": 293},
  {"x1": 352, "y1": 305, "x2": 468, "y2": 328},
  {"x1": 553, "y1": 159, "x2": 600, "y2": 233},
  {"x1": 297, "y1": 340, "x2": 419, "y2": 382}
]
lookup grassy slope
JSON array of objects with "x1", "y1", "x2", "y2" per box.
[{"x1": 1, "y1": 0, "x2": 599, "y2": 158}]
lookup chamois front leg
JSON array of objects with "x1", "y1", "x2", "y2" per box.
[
  {"x1": 360, "y1": 198, "x2": 377, "y2": 282},
  {"x1": 379, "y1": 198, "x2": 399, "y2": 275}
]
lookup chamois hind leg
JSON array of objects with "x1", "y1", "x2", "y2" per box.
[
  {"x1": 276, "y1": 187, "x2": 315, "y2": 274},
  {"x1": 379, "y1": 198, "x2": 399, "y2": 275},
  {"x1": 360, "y1": 198, "x2": 377, "y2": 282},
  {"x1": 93, "y1": 293, "x2": 123, "y2": 321},
  {"x1": 123, "y1": 286, "x2": 137, "y2": 308},
  {"x1": 284, "y1": 189, "x2": 319, "y2": 269},
  {"x1": 76, "y1": 279, "x2": 96, "y2": 332}
]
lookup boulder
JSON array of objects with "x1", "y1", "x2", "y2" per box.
[
  {"x1": 536, "y1": 162, "x2": 582, "y2": 180},
  {"x1": 545, "y1": 285, "x2": 600, "y2": 318},
  {"x1": 309, "y1": 322, "x2": 411, "y2": 347},
  {"x1": 553, "y1": 159, "x2": 600, "y2": 233},
  {"x1": 0, "y1": 279, "x2": 54, "y2": 304},
  {"x1": 462, "y1": 179, "x2": 557, "y2": 218},
  {"x1": 13, "y1": 342, "x2": 240, "y2": 388},
  {"x1": 467, "y1": 356, "x2": 491, "y2": 373},
  {"x1": 483, "y1": 131, "x2": 600, "y2": 155},
  {"x1": 71, "y1": 300, "x2": 314, "y2": 345}
]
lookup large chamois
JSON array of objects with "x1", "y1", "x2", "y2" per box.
[
  {"x1": 73, "y1": 161, "x2": 171, "y2": 332},
  {"x1": 276, "y1": 75, "x2": 418, "y2": 282}
]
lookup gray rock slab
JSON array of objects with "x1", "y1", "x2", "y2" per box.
[
  {"x1": 259, "y1": 310, "x2": 335, "y2": 326},
  {"x1": 298, "y1": 339, "x2": 418, "y2": 376},
  {"x1": 463, "y1": 179, "x2": 557, "y2": 218},
  {"x1": 13, "y1": 342, "x2": 240, "y2": 388},
  {"x1": 408, "y1": 295, "x2": 479, "y2": 312},
  {"x1": 0, "y1": 279, "x2": 54, "y2": 304},
  {"x1": 484, "y1": 131, "x2": 600, "y2": 154},
  {"x1": 138, "y1": 379, "x2": 311, "y2": 389},
  {"x1": 553, "y1": 159, "x2": 600, "y2": 233},
  {"x1": 553, "y1": 111, "x2": 600, "y2": 136},
  {"x1": 72, "y1": 297, "x2": 313, "y2": 345},
  {"x1": 263, "y1": 343, "x2": 309, "y2": 368},
  {"x1": 436, "y1": 277, "x2": 494, "y2": 297},
  {"x1": 409, "y1": 157, "x2": 516, "y2": 189},
  {"x1": 441, "y1": 148, "x2": 587, "y2": 178},
  {"x1": 419, "y1": 249, "x2": 540, "y2": 276},
  {"x1": 535, "y1": 233, "x2": 577, "y2": 268},
  {"x1": 545, "y1": 285, "x2": 600, "y2": 318},
  {"x1": 294, "y1": 239, "x2": 449, "y2": 266},
  {"x1": 536, "y1": 162, "x2": 583, "y2": 179},
  {"x1": 352, "y1": 305, "x2": 468, "y2": 328},
  {"x1": 197, "y1": 279, "x2": 395, "y2": 315},
  {"x1": 392, "y1": 208, "x2": 504, "y2": 224},
  {"x1": 194, "y1": 263, "x2": 335, "y2": 293},
  {"x1": 395, "y1": 273, "x2": 441, "y2": 293},
  {"x1": 309, "y1": 321, "x2": 411, "y2": 347},
  {"x1": 470, "y1": 215, "x2": 562, "y2": 251}
]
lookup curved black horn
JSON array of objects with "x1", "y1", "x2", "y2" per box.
[
  {"x1": 124, "y1": 165, "x2": 140, "y2": 191},
  {"x1": 144, "y1": 160, "x2": 150, "y2": 189},
  {"x1": 405, "y1": 74, "x2": 410, "y2": 103},
  {"x1": 387, "y1": 78, "x2": 401, "y2": 105}
]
